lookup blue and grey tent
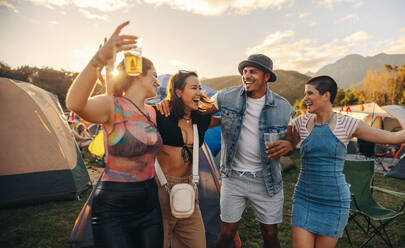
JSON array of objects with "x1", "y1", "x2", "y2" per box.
[{"x1": 0, "y1": 78, "x2": 91, "y2": 207}]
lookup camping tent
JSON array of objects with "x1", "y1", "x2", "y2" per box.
[
  {"x1": 333, "y1": 102, "x2": 403, "y2": 132},
  {"x1": 197, "y1": 143, "x2": 222, "y2": 247},
  {"x1": 0, "y1": 78, "x2": 91, "y2": 207},
  {"x1": 386, "y1": 155, "x2": 405, "y2": 179},
  {"x1": 381, "y1": 105, "x2": 405, "y2": 130},
  {"x1": 334, "y1": 102, "x2": 405, "y2": 159}
]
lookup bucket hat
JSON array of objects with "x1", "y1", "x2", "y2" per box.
[{"x1": 238, "y1": 54, "x2": 277, "y2": 82}]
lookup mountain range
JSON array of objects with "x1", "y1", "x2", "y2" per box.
[{"x1": 307, "y1": 53, "x2": 405, "y2": 89}]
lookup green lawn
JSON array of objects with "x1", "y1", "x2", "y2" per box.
[{"x1": 1, "y1": 151, "x2": 404, "y2": 247}]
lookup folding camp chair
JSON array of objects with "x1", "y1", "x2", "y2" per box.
[
  {"x1": 358, "y1": 139, "x2": 388, "y2": 172},
  {"x1": 343, "y1": 160, "x2": 405, "y2": 248}
]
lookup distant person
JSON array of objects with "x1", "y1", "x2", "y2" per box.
[
  {"x1": 66, "y1": 21, "x2": 163, "y2": 248},
  {"x1": 72, "y1": 123, "x2": 93, "y2": 148},
  {"x1": 286, "y1": 75, "x2": 405, "y2": 248}
]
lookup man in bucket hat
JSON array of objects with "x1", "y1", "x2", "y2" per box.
[{"x1": 213, "y1": 54, "x2": 295, "y2": 248}]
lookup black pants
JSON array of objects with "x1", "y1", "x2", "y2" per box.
[{"x1": 92, "y1": 179, "x2": 163, "y2": 248}]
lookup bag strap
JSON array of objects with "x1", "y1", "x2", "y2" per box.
[
  {"x1": 154, "y1": 124, "x2": 200, "y2": 192},
  {"x1": 192, "y1": 124, "x2": 199, "y2": 184},
  {"x1": 155, "y1": 159, "x2": 170, "y2": 192}
]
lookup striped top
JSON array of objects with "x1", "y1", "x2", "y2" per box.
[{"x1": 294, "y1": 113, "x2": 360, "y2": 146}]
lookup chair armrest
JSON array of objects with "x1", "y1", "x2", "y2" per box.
[{"x1": 371, "y1": 186, "x2": 405, "y2": 199}]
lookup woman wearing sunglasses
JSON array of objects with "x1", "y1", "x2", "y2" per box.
[
  {"x1": 66, "y1": 21, "x2": 163, "y2": 248},
  {"x1": 153, "y1": 70, "x2": 220, "y2": 248}
]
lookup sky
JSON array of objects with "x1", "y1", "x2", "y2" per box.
[{"x1": 0, "y1": 0, "x2": 404, "y2": 78}]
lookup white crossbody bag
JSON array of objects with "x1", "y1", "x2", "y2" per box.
[{"x1": 155, "y1": 124, "x2": 199, "y2": 219}]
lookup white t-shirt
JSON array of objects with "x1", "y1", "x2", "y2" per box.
[
  {"x1": 233, "y1": 95, "x2": 266, "y2": 171},
  {"x1": 212, "y1": 93, "x2": 291, "y2": 172}
]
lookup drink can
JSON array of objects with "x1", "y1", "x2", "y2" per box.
[{"x1": 124, "y1": 46, "x2": 142, "y2": 76}]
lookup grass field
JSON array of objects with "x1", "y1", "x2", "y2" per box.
[{"x1": 1, "y1": 151, "x2": 404, "y2": 248}]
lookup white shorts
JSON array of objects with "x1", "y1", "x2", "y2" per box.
[{"x1": 220, "y1": 170, "x2": 284, "y2": 224}]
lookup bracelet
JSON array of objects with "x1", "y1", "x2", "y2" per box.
[{"x1": 90, "y1": 53, "x2": 107, "y2": 70}]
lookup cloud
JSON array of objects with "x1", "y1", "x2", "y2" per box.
[
  {"x1": 309, "y1": 21, "x2": 317, "y2": 26},
  {"x1": 23, "y1": 0, "x2": 130, "y2": 11},
  {"x1": 351, "y1": 1, "x2": 363, "y2": 9},
  {"x1": 335, "y1": 14, "x2": 359, "y2": 23},
  {"x1": 383, "y1": 37, "x2": 405, "y2": 54},
  {"x1": 24, "y1": 0, "x2": 68, "y2": 9},
  {"x1": 343, "y1": 31, "x2": 372, "y2": 44},
  {"x1": 313, "y1": 0, "x2": 355, "y2": 8},
  {"x1": 72, "y1": 0, "x2": 129, "y2": 12},
  {"x1": 143, "y1": 0, "x2": 293, "y2": 16},
  {"x1": 400, "y1": 27, "x2": 405, "y2": 32},
  {"x1": 298, "y1": 12, "x2": 310, "y2": 18},
  {"x1": 286, "y1": 12, "x2": 310, "y2": 18},
  {"x1": 79, "y1": 9, "x2": 108, "y2": 20},
  {"x1": 246, "y1": 30, "x2": 351, "y2": 72},
  {"x1": 23, "y1": 0, "x2": 292, "y2": 15},
  {"x1": 0, "y1": 0, "x2": 20, "y2": 13},
  {"x1": 49, "y1": 20, "x2": 58, "y2": 24}
]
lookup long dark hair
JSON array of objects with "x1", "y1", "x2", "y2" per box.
[
  {"x1": 112, "y1": 56, "x2": 154, "y2": 97},
  {"x1": 166, "y1": 71, "x2": 214, "y2": 119}
]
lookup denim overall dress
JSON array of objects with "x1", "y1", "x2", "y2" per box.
[{"x1": 291, "y1": 113, "x2": 351, "y2": 238}]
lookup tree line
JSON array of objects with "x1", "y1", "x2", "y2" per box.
[
  {"x1": 294, "y1": 64, "x2": 405, "y2": 114},
  {"x1": 0, "y1": 62, "x2": 105, "y2": 111},
  {"x1": 1, "y1": 61, "x2": 404, "y2": 113}
]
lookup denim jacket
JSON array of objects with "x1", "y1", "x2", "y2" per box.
[{"x1": 217, "y1": 86, "x2": 295, "y2": 196}]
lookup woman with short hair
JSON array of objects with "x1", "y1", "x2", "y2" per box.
[{"x1": 277, "y1": 75, "x2": 405, "y2": 248}]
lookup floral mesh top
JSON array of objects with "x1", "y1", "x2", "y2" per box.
[{"x1": 102, "y1": 97, "x2": 162, "y2": 182}]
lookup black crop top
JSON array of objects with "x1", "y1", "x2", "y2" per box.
[{"x1": 153, "y1": 106, "x2": 211, "y2": 148}]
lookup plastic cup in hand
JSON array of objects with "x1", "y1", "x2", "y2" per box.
[
  {"x1": 264, "y1": 133, "x2": 279, "y2": 147},
  {"x1": 124, "y1": 45, "x2": 142, "y2": 76}
]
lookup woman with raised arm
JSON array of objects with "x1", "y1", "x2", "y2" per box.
[
  {"x1": 66, "y1": 22, "x2": 163, "y2": 248},
  {"x1": 153, "y1": 71, "x2": 220, "y2": 248},
  {"x1": 270, "y1": 75, "x2": 405, "y2": 248}
]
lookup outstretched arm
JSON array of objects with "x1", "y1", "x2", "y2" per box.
[
  {"x1": 353, "y1": 121, "x2": 405, "y2": 145},
  {"x1": 66, "y1": 21, "x2": 137, "y2": 124}
]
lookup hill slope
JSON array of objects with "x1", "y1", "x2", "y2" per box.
[
  {"x1": 313, "y1": 53, "x2": 405, "y2": 89},
  {"x1": 202, "y1": 70, "x2": 309, "y2": 104}
]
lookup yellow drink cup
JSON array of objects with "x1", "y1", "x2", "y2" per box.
[{"x1": 124, "y1": 47, "x2": 142, "y2": 76}]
